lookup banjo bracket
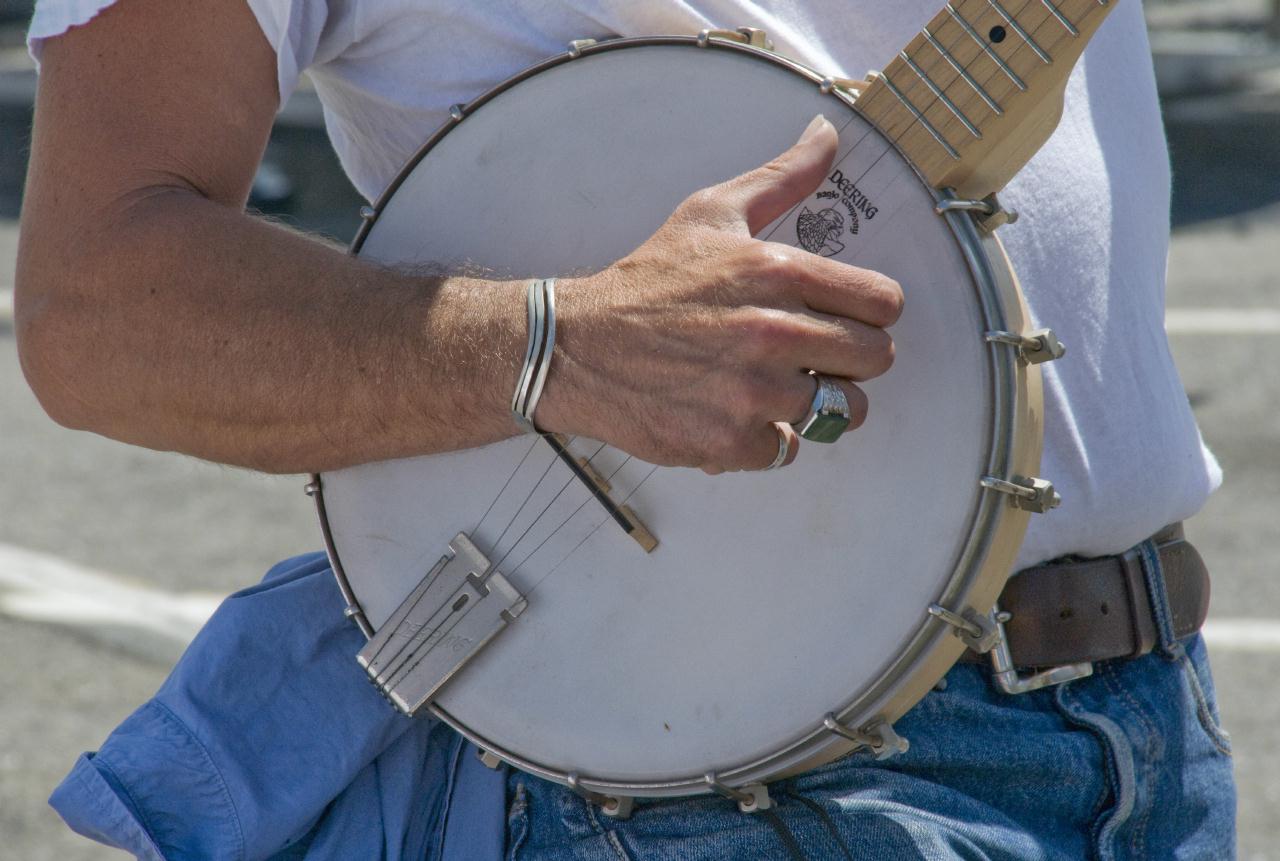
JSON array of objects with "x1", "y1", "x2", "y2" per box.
[
  {"x1": 704, "y1": 773, "x2": 774, "y2": 813},
  {"x1": 935, "y1": 192, "x2": 1019, "y2": 233},
  {"x1": 930, "y1": 603, "x2": 1094, "y2": 694},
  {"x1": 357, "y1": 532, "x2": 527, "y2": 716},
  {"x1": 981, "y1": 475, "x2": 1062, "y2": 513},
  {"x1": 822, "y1": 714, "x2": 911, "y2": 761},
  {"x1": 696, "y1": 27, "x2": 774, "y2": 50},
  {"x1": 566, "y1": 773, "x2": 636, "y2": 820},
  {"x1": 984, "y1": 328, "x2": 1067, "y2": 365},
  {"x1": 927, "y1": 603, "x2": 1001, "y2": 654}
]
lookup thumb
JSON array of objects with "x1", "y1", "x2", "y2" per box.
[{"x1": 721, "y1": 114, "x2": 838, "y2": 236}]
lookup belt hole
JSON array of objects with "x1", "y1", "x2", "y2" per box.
[
  {"x1": 1059, "y1": 608, "x2": 1073, "y2": 620},
  {"x1": 1100, "y1": 602, "x2": 1110, "y2": 615}
]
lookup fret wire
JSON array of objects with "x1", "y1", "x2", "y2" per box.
[
  {"x1": 931, "y1": 0, "x2": 1100, "y2": 142},
  {"x1": 863, "y1": 0, "x2": 1108, "y2": 158},
  {"x1": 924, "y1": 0, "x2": 1067, "y2": 123},
  {"x1": 900, "y1": 0, "x2": 1041, "y2": 141},
  {"x1": 922, "y1": 27, "x2": 1004, "y2": 115},
  {"x1": 945, "y1": 3, "x2": 1028, "y2": 90},
  {"x1": 874, "y1": 0, "x2": 1094, "y2": 171},
  {"x1": 879, "y1": 71, "x2": 961, "y2": 159},
  {"x1": 987, "y1": 0, "x2": 1053, "y2": 63},
  {"x1": 1039, "y1": 0, "x2": 1079, "y2": 35},
  {"x1": 900, "y1": 50, "x2": 982, "y2": 138},
  {"x1": 861, "y1": 0, "x2": 1029, "y2": 160}
]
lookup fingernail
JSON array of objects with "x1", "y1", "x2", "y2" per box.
[{"x1": 798, "y1": 114, "x2": 829, "y2": 144}]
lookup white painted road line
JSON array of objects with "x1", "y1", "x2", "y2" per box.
[
  {"x1": 1202, "y1": 618, "x2": 1280, "y2": 653},
  {"x1": 1166, "y1": 307, "x2": 1280, "y2": 334},
  {"x1": 0, "y1": 543, "x2": 222, "y2": 648}
]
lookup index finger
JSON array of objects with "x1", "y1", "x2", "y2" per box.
[{"x1": 764, "y1": 244, "x2": 905, "y2": 328}]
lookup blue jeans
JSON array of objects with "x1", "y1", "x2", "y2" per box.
[{"x1": 504, "y1": 633, "x2": 1235, "y2": 860}]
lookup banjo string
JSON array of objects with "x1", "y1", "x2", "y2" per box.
[
  {"x1": 506, "y1": 453, "x2": 639, "y2": 577},
  {"x1": 352, "y1": 1, "x2": 1068, "y2": 715},
  {"x1": 759, "y1": 0, "x2": 1057, "y2": 247},
  {"x1": 464, "y1": 114, "x2": 876, "y2": 567},
  {"x1": 487, "y1": 435, "x2": 583, "y2": 555},
  {"x1": 473, "y1": 433, "x2": 543, "y2": 536},
  {"x1": 490, "y1": 117, "x2": 889, "y2": 591},
  {"x1": 364, "y1": 439, "x2": 602, "y2": 676},
  {"x1": 506, "y1": 0, "x2": 1060, "y2": 588},
  {"x1": 464, "y1": 0, "x2": 1057, "y2": 596},
  {"x1": 364, "y1": 434, "x2": 575, "y2": 674},
  {"x1": 520, "y1": 461, "x2": 660, "y2": 602},
  {"x1": 491, "y1": 439, "x2": 610, "y2": 573}
]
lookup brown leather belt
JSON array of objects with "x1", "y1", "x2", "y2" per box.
[{"x1": 959, "y1": 524, "x2": 1210, "y2": 669}]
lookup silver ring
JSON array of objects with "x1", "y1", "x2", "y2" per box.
[
  {"x1": 765, "y1": 424, "x2": 790, "y2": 470},
  {"x1": 793, "y1": 374, "x2": 851, "y2": 443}
]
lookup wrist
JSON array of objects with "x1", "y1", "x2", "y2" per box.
[{"x1": 417, "y1": 275, "x2": 530, "y2": 442}]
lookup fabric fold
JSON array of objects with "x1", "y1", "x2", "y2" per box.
[{"x1": 46, "y1": 552, "x2": 480, "y2": 861}]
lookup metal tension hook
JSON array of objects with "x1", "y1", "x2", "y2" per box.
[
  {"x1": 980, "y1": 475, "x2": 1062, "y2": 514},
  {"x1": 703, "y1": 773, "x2": 773, "y2": 813},
  {"x1": 985, "y1": 328, "x2": 1067, "y2": 365}
]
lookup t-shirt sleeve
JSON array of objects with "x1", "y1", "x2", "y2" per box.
[
  {"x1": 26, "y1": 0, "x2": 335, "y2": 108},
  {"x1": 243, "y1": 0, "x2": 334, "y2": 107},
  {"x1": 26, "y1": 0, "x2": 120, "y2": 63}
]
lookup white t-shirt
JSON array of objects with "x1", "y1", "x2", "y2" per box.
[{"x1": 29, "y1": 0, "x2": 1221, "y2": 570}]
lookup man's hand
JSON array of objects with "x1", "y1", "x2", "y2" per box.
[{"x1": 539, "y1": 116, "x2": 903, "y2": 472}]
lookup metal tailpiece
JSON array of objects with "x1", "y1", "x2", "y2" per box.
[
  {"x1": 985, "y1": 328, "x2": 1066, "y2": 365},
  {"x1": 986, "y1": 606, "x2": 1094, "y2": 694},
  {"x1": 358, "y1": 533, "x2": 527, "y2": 715},
  {"x1": 980, "y1": 475, "x2": 1062, "y2": 513}
]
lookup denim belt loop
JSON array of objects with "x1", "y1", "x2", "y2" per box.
[{"x1": 1137, "y1": 537, "x2": 1185, "y2": 661}]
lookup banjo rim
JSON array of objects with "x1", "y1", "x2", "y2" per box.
[{"x1": 308, "y1": 33, "x2": 1046, "y2": 800}]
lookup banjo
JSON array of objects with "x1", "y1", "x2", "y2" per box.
[{"x1": 308, "y1": 0, "x2": 1117, "y2": 815}]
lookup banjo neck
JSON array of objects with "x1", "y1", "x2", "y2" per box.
[{"x1": 853, "y1": 0, "x2": 1120, "y2": 200}]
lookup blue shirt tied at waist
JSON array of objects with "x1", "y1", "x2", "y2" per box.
[{"x1": 49, "y1": 553, "x2": 507, "y2": 861}]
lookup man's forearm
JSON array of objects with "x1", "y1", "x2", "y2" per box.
[
  {"x1": 17, "y1": 188, "x2": 527, "y2": 473},
  {"x1": 20, "y1": 3, "x2": 899, "y2": 478}
]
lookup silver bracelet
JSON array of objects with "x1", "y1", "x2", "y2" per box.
[{"x1": 511, "y1": 278, "x2": 556, "y2": 434}]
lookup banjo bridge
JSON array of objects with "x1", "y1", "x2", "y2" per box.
[
  {"x1": 546, "y1": 434, "x2": 658, "y2": 553},
  {"x1": 357, "y1": 532, "x2": 527, "y2": 716}
]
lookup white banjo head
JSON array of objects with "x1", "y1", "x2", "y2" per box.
[{"x1": 317, "y1": 39, "x2": 1038, "y2": 795}]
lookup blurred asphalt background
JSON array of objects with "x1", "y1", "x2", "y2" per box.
[{"x1": 2, "y1": 1, "x2": 1279, "y2": 858}]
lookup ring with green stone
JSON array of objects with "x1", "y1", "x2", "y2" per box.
[{"x1": 793, "y1": 373, "x2": 851, "y2": 443}]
